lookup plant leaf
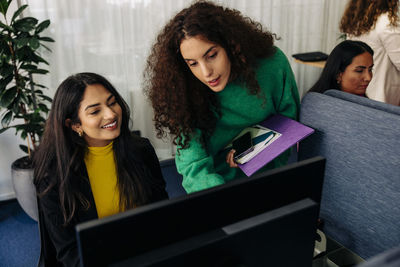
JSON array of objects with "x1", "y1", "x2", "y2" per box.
[
  {"x1": 33, "y1": 83, "x2": 47, "y2": 88},
  {"x1": 14, "y1": 37, "x2": 30, "y2": 48},
  {"x1": 0, "y1": 1, "x2": 53, "y2": 147},
  {"x1": 35, "y1": 19, "x2": 50, "y2": 34},
  {"x1": 33, "y1": 53, "x2": 49, "y2": 65},
  {"x1": 14, "y1": 17, "x2": 38, "y2": 32},
  {"x1": 11, "y1": 98, "x2": 20, "y2": 113},
  {"x1": 38, "y1": 36, "x2": 55, "y2": 42},
  {"x1": 20, "y1": 129, "x2": 27, "y2": 139},
  {"x1": 20, "y1": 92, "x2": 29, "y2": 105},
  {"x1": 0, "y1": 75, "x2": 13, "y2": 92},
  {"x1": 0, "y1": 64, "x2": 13, "y2": 77},
  {"x1": 0, "y1": 37, "x2": 10, "y2": 53},
  {"x1": 0, "y1": 0, "x2": 11, "y2": 16},
  {"x1": 30, "y1": 68, "x2": 48, "y2": 74},
  {"x1": 11, "y1": 4, "x2": 28, "y2": 22},
  {"x1": 20, "y1": 63, "x2": 38, "y2": 70},
  {"x1": 19, "y1": 144, "x2": 29, "y2": 153},
  {"x1": 0, "y1": 20, "x2": 12, "y2": 31},
  {"x1": 39, "y1": 94, "x2": 52, "y2": 102},
  {"x1": 33, "y1": 83, "x2": 47, "y2": 89},
  {"x1": 0, "y1": 86, "x2": 17, "y2": 107},
  {"x1": 1, "y1": 110, "x2": 12, "y2": 127},
  {"x1": 28, "y1": 38, "x2": 40, "y2": 49},
  {"x1": 38, "y1": 103, "x2": 49, "y2": 112}
]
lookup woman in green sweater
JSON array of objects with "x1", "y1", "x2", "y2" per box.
[{"x1": 144, "y1": 1, "x2": 300, "y2": 194}]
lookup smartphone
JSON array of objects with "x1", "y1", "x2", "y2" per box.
[{"x1": 232, "y1": 131, "x2": 254, "y2": 161}]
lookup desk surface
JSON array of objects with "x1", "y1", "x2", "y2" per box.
[{"x1": 294, "y1": 58, "x2": 326, "y2": 68}]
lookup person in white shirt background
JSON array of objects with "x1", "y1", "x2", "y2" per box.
[{"x1": 340, "y1": 0, "x2": 400, "y2": 106}]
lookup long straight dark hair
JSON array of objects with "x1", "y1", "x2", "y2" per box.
[
  {"x1": 309, "y1": 40, "x2": 373, "y2": 94},
  {"x1": 34, "y1": 72, "x2": 154, "y2": 224}
]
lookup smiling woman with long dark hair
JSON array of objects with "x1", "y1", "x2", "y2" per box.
[{"x1": 33, "y1": 72, "x2": 168, "y2": 266}]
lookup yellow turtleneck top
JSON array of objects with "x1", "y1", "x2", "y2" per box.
[{"x1": 84, "y1": 141, "x2": 121, "y2": 218}]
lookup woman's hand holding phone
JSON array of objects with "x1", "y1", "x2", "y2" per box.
[
  {"x1": 232, "y1": 131, "x2": 254, "y2": 162},
  {"x1": 226, "y1": 131, "x2": 254, "y2": 167}
]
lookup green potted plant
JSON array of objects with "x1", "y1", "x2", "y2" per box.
[{"x1": 0, "y1": 0, "x2": 54, "y2": 220}]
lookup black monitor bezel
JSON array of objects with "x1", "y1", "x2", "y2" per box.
[
  {"x1": 76, "y1": 156, "x2": 325, "y2": 267},
  {"x1": 113, "y1": 198, "x2": 320, "y2": 267}
]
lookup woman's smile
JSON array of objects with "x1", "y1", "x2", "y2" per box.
[{"x1": 101, "y1": 120, "x2": 117, "y2": 129}]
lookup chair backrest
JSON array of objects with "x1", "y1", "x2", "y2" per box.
[
  {"x1": 298, "y1": 92, "x2": 400, "y2": 259},
  {"x1": 324, "y1": 90, "x2": 400, "y2": 116},
  {"x1": 356, "y1": 245, "x2": 400, "y2": 267},
  {"x1": 159, "y1": 158, "x2": 186, "y2": 199}
]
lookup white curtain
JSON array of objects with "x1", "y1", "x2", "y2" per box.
[
  {"x1": 24, "y1": 0, "x2": 348, "y2": 157},
  {"x1": 0, "y1": 0, "x2": 348, "y2": 199}
]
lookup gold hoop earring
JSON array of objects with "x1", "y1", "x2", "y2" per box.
[{"x1": 78, "y1": 130, "x2": 83, "y2": 137}]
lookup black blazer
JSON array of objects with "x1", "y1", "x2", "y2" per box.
[{"x1": 36, "y1": 137, "x2": 168, "y2": 267}]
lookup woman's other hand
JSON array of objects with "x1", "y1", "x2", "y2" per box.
[{"x1": 226, "y1": 149, "x2": 238, "y2": 168}]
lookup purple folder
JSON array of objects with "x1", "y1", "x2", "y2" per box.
[{"x1": 239, "y1": 114, "x2": 315, "y2": 176}]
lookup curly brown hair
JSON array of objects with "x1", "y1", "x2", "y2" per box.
[
  {"x1": 144, "y1": 0, "x2": 276, "y2": 149},
  {"x1": 340, "y1": 0, "x2": 399, "y2": 36}
]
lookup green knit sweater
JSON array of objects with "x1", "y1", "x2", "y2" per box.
[{"x1": 176, "y1": 47, "x2": 300, "y2": 193}]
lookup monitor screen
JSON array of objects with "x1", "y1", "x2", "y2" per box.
[
  {"x1": 76, "y1": 156, "x2": 325, "y2": 267},
  {"x1": 113, "y1": 198, "x2": 319, "y2": 267}
]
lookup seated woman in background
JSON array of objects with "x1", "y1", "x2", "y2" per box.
[
  {"x1": 34, "y1": 73, "x2": 168, "y2": 266},
  {"x1": 309, "y1": 40, "x2": 374, "y2": 97},
  {"x1": 340, "y1": 0, "x2": 400, "y2": 106},
  {"x1": 144, "y1": 1, "x2": 300, "y2": 194}
]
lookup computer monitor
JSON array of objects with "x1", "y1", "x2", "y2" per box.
[
  {"x1": 112, "y1": 198, "x2": 319, "y2": 267},
  {"x1": 76, "y1": 156, "x2": 326, "y2": 267}
]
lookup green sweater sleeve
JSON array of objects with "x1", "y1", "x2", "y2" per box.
[{"x1": 175, "y1": 129, "x2": 225, "y2": 193}]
